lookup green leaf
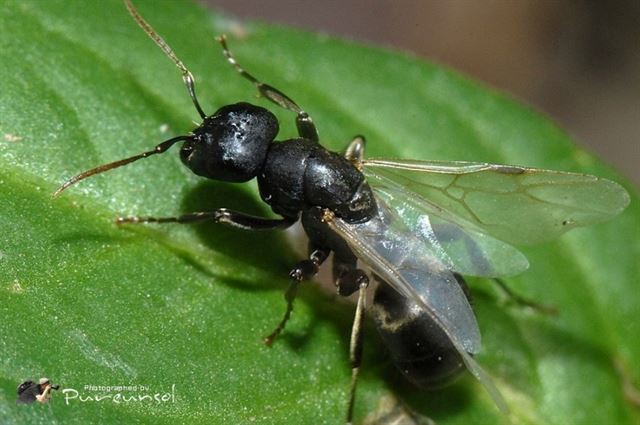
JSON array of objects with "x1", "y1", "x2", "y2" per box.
[{"x1": 1, "y1": 0, "x2": 638, "y2": 424}]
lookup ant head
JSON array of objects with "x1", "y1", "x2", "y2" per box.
[
  {"x1": 181, "y1": 102, "x2": 278, "y2": 182},
  {"x1": 52, "y1": 103, "x2": 278, "y2": 198},
  {"x1": 52, "y1": 2, "x2": 280, "y2": 198}
]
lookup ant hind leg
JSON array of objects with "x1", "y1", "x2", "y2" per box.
[
  {"x1": 492, "y1": 278, "x2": 558, "y2": 315},
  {"x1": 333, "y1": 254, "x2": 369, "y2": 425}
]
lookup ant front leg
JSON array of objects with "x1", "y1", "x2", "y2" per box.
[
  {"x1": 217, "y1": 35, "x2": 319, "y2": 142},
  {"x1": 264, "y1": 245, "x2": 330, "y2": 346},
  {"x1": 116, "y1": 208, "x2": 296, "y2": 231}
]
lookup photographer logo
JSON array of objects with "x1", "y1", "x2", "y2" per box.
[
  {"x1": 16, "y1": 378, "x2": 176, "y2": 407},
  {"x1": 16, "y1": 377, "x2": 59, "y2": 405}
]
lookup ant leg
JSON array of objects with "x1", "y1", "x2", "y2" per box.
[
  {"x1": 492, "y1": 278, "x2": 558, "y2": 315},
  {"x1": 217, "y1": 35, "x2": 319, "y2": 142},
  {"x1": 343, "y1": 135, "x2": 366, "y2": 164},
  {"x1": 116, "y1": 208, "x2": 296, "y2": 231},
  {"x1": 333, "y1": 254, "x2": 370, "y2": 424},
  {"x1": 333, "y1": 252, "x2": 366, "y2": 297},
  {"x1": 125, "y1": 0, "x2": 206, "y2": 118},
  {"x1": 334, "y1": 262, "x2": 369, "y2": 425},
  {"x1": 264, "y1": 246, "x2": 330, "y2": 346},
  {"x1": 347, "y1": 281, "x2": 368, "y2": 425}
]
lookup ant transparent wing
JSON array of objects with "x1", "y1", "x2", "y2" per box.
[
  {"x1": 326, "y1": 200, "x2": 509, "y2": 412},
  {"x1": 371, "y1": 182, "x2": 529, "y2": 278},
  {"x1": 327, "y1": 199, "x2": 481, "y2": 353},
  {"x1": 363, "y1": 159, "x2": 630, "y2": 246}
]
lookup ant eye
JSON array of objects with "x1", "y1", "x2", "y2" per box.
[{"x1": 179, "y1": 143, "x2": 194, "y2": 164}]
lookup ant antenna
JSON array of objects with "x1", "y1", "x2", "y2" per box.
[
  {"x1": 53, "y1": 2, "x2": 204, "y2": 198},
  {"x1": 52, "y1": 135, "x2": 190, "y2": 198},
  {"x1": 124, "y1": 0, "x2": 206, "y2": 119}
]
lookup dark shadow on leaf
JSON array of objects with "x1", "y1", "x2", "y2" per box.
[
  {"x1": 52, "y1": 225, "x2": 284, "y2": 293},
  {"x1": 277, "y1": 322, "x2": 318, "y2": 351},
  {"x1": 402, "y1": 377, "x2": 474, "y2": 419},
  {"x1": 180, "y1": 180, "x2": 295, "y2": 286},
  {"x1": 178, "y1": 180, "x2": 362, "y2": 359}
]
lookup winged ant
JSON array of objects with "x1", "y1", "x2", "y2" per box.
[{"x1": 53, "y1": 0, "x2": 630, "y2": 422}]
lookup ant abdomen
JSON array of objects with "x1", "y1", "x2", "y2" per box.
[{"x1": 371, "y1": 280, "x2": 466, "y2": 388}]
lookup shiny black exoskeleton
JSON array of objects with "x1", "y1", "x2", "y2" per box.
[
  {"x1": 180, "y1": 103, "x2": 279, "y2": 183},
  {"x1": 52, "y1": 2, "x2": 474, "y2": 423},
  {"x1": 180, "y1": 101, "x2": 377, "y2": 225},
  {"x1": 259, "y1": 138, "x2": 376, "y2": 223}
]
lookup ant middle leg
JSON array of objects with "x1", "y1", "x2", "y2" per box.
[
  {"x1": 264, "y1": 245, "x2": 331, "y2": 346},
  {"x1": 217, "y1": 35, "x2": 319, "y2": 142}
]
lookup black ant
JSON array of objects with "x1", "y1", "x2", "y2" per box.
[{"x1": 54, "y1": 1, "x2": 630, "y2": 423}]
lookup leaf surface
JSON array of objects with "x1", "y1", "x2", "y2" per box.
[{"x1": 1, "y1": 1, "x2": 638, "y2": 424}]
